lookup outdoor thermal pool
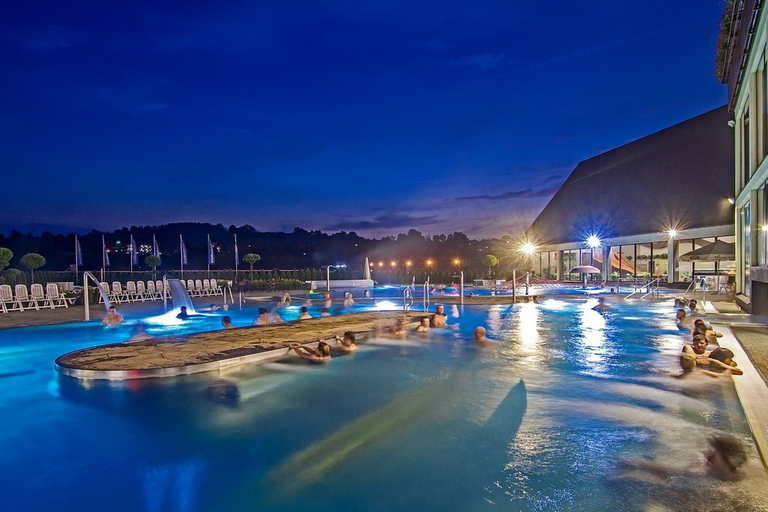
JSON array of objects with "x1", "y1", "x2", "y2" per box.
[{"x1": 1, "y1": 299, "x2": 767, "y2": 511}]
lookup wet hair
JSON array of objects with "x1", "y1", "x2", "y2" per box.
[
  {"x1": 709, "y1": 435, "x2": 747, "y2": 471},
  {"x1": 693, "y1": 324, "x2": 708, "y2": 336},
  {"x1": 676, "y1": 309, "x2": 686, "y2": 320},
  {"x1": 689, "y1": 299, "x2": 698, "y2": 309},
  {"x1": 421, "y1": 316, "x2": 430, "y2": 323},
  {"x1": 258, "y1": 307, "x2": 268, "y2": 315},
  {"x1": 680, "y1": 353, "x2": 696, "y2": 372},
  {"x1": 222, "y1": 316, "x2": 231, "y2": 324},
  {"x1": 318, "y1": 341, "x2": 331, "y2": 357},
  {"x1": 300, "y1": 306, "x2": 308, "y2": 313},
  {"x1": 694, "y1": 319, "x2": 705, "y2": 327},
  {"x1": 709, "y1": 347, "x2": 735, "y2": 364},
  {"x1": 321, "y1": 307, "x2": 329, "y2": 313},
  {"x1": 344, "y1": 331, "x2": 356, "y2": 343},
  {"x1": 692, "y1": 333, "x2": 707, "y2": 344}
]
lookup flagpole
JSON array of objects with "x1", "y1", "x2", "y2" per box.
[
  {"x1": 129, "y1": 234, "x2": 134, "y2": 274},
  {"x1": 234, "y1": 234, "x2": 239, "y2": 282},
  {"x1": 101, "y1": 235, "x2": 105, "y2": 282},
  {"x1": 207, "y1": 234, "x2": 211, "y2": 275},
  {"x1": 180, "y1": 234, "x2": 184, "y2": 280}
]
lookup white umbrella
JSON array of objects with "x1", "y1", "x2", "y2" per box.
[{"x1": 363, "y1": 257, "x2": 372, "y2": 280}]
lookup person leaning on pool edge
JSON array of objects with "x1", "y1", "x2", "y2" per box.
[{"x1": 291, "y1": 340, "x2": 331, "y2": 363}]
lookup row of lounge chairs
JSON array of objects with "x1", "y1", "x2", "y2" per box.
[
  {"x1": 0, "y1": 283, "x2": 70, "y2": 313},
  {"x1": 98, "y1": 279, "x2": 223, "y2": 304}
]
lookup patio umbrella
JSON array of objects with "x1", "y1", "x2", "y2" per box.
[
  {"x1": 568, "y1": 265, "x2": 601, "y2": 274},
  {"x1": 679, "y1": 240, "x2": 735, "y2": 262},
  {"x1": 363, "y1": 257, "x2": 372, "y2": 280}
]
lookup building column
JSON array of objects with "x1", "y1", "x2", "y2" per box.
[
  {"x1": 557, "y1": 250, "x2": 564, "y2": 281},
  {"x1": 603, "y1": 246, "x2": 611, "y2": 283},
  {"x1": 667, "y1": 239, "x2": 676, "y2": 284}
]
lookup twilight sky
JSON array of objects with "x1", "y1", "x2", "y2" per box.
[{"x1": 0, "y1": 1, "x2": 728, "y2": 239}]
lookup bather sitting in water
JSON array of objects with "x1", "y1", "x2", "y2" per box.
[
  {"x1": 127, "y1": 323, "x2": 153, "y2": 343},
  {"x1": 414, "y1": 316, "x2": 431, "y2": 334},
  {"x1": 221, "y1": 316, "x2": 236, "y2": 329},
  {"x1": 682, "y1": 335, "x2": 743, "y2": 374},
  {"x1": 473, "y1": 326, "x2": 493, "y2": 347},
  {"x1": 253, "y1": 307, "x2": 271, "y2": 325},
  {"x1": 176, "y1": 306, "x2": 190, "y2": 319},
  {"x1": 379, "y1": 317, "x2": 407, "y2": 339},
  {"x1": 298, "y1": 306, "x2": 312, "y2": 320},
  {"x1": 277, "y1": 293, "x2": 291, "y2": 308},
  {"x1": 102, "y1": 306, "x2": 125, "y2": 326},
  {"x1": 333, "y1": 331, "x2": 358, "y2": 353},
  {"x1": 430, "y1": 304, "x2": 447, "y2": 327},
  {"x1": 592, "y1": 297, "x2": 609, "y2": 311},
  {"x1": 616, "y1": 434, "x2": 747, "y2": 482},
  {"x1": 343, "y1": 292, "x2": 355, "y2": 308},
  {"x1": 675, "y1": 309, "x2": 693, "y2": 331},
  {"x1": 290, "y1": 341, "x2": 331, "y2": 363}
]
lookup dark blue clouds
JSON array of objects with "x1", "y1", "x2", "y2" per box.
[{"x1": 0, "y1": 1, "x2": 728, "y2": 238}]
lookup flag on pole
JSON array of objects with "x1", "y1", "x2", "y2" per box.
[
  {"x1": 102, "y1": 235, "x2": 110, "y2": 268},
  {"x1": 207, "y1": 235, "x2": 215, "y2": 266},
  {"x1": 130, "y1": 235, "x2": 138, "y2": 266},
  {"x1": 153, "y1": 235, "x2": 161, "y2": 264},
  {"x1": 75, "y1": 235, "x2": 83, "y2": 267},
  {"x1": 234, "y1": 234, "x2": 239, "y2": 269},
  {"x1": 180, "y1": 235, "x2": 188, "y2": 266}
]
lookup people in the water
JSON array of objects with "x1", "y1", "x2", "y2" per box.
[
  {"x1": 253, "y1": 307, "x2": 271, "y2": 325},
  {"x1": 333, "y1": 331, "x2": 358, "y2": 353},
  {"x1": 290, "y1": 341, "x2": 331, "y2": 363},
  {"x1": 298, "y1": 306, "x2": 312, "y2": 320},
  {"x1": 473, "y1": 326, "x2": 493, "y2": 347},
  {"x1": 415, "y1": 316, "x2": 431, "y2": 334},
  {"x1": 430, "y1": 304, "x2": 447, "y2": 327},
  {"x1": 102, "y1": 306, "x2": 125, "y2": 326},
  {"x1": 176, "y1": 306, "x2": 190, "y2": 319},
  {"x1": 592, "y1": 297, "x2": 609, "y2": 311},
  {"x1": 221, "y1": 316, "x2": 236, "y2": 329}
]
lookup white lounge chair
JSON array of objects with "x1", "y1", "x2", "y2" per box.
[
  {"x1": 135, "y1": 281, "x2": 148, "y2": 302},
  {"x1": 125, "y1": 281, "x2": 139, "y2": 302},
  {"x1": 99, "y1": 282, "x2": 112, "y2": 303},
  {"x1": 202, "y1": 279, "x2": 212, "y2": 296},
  {"x1": 210, "y1": 279, "x2": 223, "y2": 296},
  {"x1": 0, "y1": 284, "x2": 23, "y2": 312},
  {"x1": 111, "y1": 282, "x2": 129, "y2": 303},
  {"x1": 30, "y1": 283, "x2": 52, "y2": 309},
  {"x1": 146, "y1": 280, "x2": 158, "y2": 301},
  {"x1": 155, "y1": 280, "x2": 168, "y2": 300},
  {"x1": 194, "y1": 279, "x2": 205, "y2": 297},
  {"x1": 15, "y1": 284, "x2": 39, "y2": 310},
  {"x1": 45, "y1": 283, "x2": 68, "y2": 308}
]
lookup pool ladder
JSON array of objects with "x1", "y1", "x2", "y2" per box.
[{"x1": 623, "y1": 277, "x2": 662, "y2": 300}]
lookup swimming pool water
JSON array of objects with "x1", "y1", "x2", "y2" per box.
[{"x1": 1, "y1": 299, "x2": 767, "y2": 511}]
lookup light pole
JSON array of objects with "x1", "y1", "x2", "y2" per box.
[{"x1": 326, "y1": 264, "x2": 346, "y2": 292}]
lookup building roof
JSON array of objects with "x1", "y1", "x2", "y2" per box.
[{"x1": 526, "y1": 106, "x2": 735, "y2": 248}]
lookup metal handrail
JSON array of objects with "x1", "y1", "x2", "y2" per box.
[
  {"x1": 423, "y1": 278, "x2": 431, "y2": 311},
  {"x1": 640, "y1": 277, "x2": 663, "y2": 299},
  {"x1": 403, "y1": 286, "x2": 413, "y2": 311},
  {"x1": 624, "y1": 277, "x2": 663, "y2": 300}
]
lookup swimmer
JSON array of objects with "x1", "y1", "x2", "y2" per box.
[
  {"x1": 333, "y1": 331, "x2": 358, "y2": 353},
  {"x1": 415, "y1": 316, "x2": 431, "y2": 334},
  {"x1": 176, "y1": 306, "x2": 190, "y2": 319},
  {"x1": 682, "y1": 335, "x2": 743, "y2": 374},
  {"x1": 430, "y1": 304, "x2": 447, "y2": 327},
  {"x1": 592, "y1": 297, "x2": 609, "y2": 311},
  {"x1": 617, "y1": 434, "x2": 747, "y2": 482},
  {"x1": 253, "y1": 307, "x2": 271, "y2": 326},
  {"x1": 268, "y1": 310, "x2": 284, "y2": 324},
  {"x1": 343, "y1": 292, "x2": 354, "y2": 308},
  {"x1": 221, "y1": 316, "x2": 236, "y2": 329},
  {"x1": 290, "y1": 341, "x2": 331, "y2": 363},
  {"x1": 320, "y1": 307, "x2": 331, "y2": 317},
  {"x1": 298, "y1": 306, "x2": 312, "y2": 320},
  {"x1": 102, "y1": 306, "x2": 125, "y2": 326},
  {"x1": 676, "y1": 309, "x2": 693, "y2": 331},
  {"x1": 127, "y1": 323, "x2": 153, "y2": 343},
  {"x1": 277, "y1": 293, "x2": 291, "y2": 308},
  {"x1": 473, "y1": 326, "x2": 493, "y2": 347}
]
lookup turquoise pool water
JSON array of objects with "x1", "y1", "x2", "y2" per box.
[{"x1": 1, "y1": 300, "x2": 767, "y2": 511}]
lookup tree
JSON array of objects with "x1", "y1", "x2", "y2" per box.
[
  {"x1": 483, "y1": 254, "x2": 498, "y2": 277},
  {"x1": 243, "y1": 253, "x2": 261, "y2": 280},
  {"x1": 20, "y1": 253, "x2": 45, "y2": 283},
  {"x1": 0, "y1": 247, "x2": 12, "y2": 271},
  {"x1": 145, "y1": 255, "x2": 161, "y2": 281}
]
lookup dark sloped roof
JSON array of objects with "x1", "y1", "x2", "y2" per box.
[{"x1": 527, "y1": 106, "x2": 734, "y2": 247}]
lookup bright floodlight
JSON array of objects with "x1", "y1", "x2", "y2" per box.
[
  {"x1": 586, "y1": 235, "x2": 601, "y2": 248},
  {"x1": 521, "y1": 242, "x2": 536, "y2": 255},
  {"x1": 668, "y1": 229, "x2": 678, "y2": 239}
]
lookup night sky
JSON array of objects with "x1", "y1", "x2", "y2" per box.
[{"x1": 1, "y1": 1, "x2": 728, "y2": 239}]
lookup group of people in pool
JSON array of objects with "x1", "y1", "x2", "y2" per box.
[
  {"x1": 289, "y1": 331, "x2": 358, "y2": 362},
  {"x1": 674, "y1": 298, "x2": 742, "y2": 378}
]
